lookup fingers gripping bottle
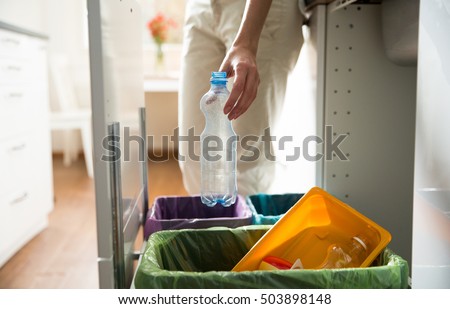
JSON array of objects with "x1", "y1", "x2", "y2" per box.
[{"x1": 200, "y1": 72, "x2": 237, "y2": 207}]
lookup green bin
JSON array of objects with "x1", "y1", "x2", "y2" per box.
[
  {"x1": 246, "y1": 193, "x2": 304, "y2": 225},
  {"x1": 134, "y1": 226, "x2": 409, "y2": 289}
]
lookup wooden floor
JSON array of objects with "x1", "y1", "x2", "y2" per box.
[{"x1": 0, "y1": 154, "x2": 187, "y2": 288}]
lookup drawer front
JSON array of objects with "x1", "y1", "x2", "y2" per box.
[
  {"x1": 0, "y1": 85, "x2": 33, "y2": 136},
  {"x1": 0, "y1": 29, "x2": 29, "y2": 59},
  {"x1": 0, "y1": 57, "x2": 32, "y2": 84},
  {"x1": 0, "y1": 135, "x2": 33, "y2": 197},
  {"x1": 0, "y1": 64, "x2": 49, "y2": 141},
  {"x1": 0, "y1": 187, "x2": 35, "y2": 265}
]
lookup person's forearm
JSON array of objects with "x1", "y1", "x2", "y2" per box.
[
  {"x1": 219, "y1": 0, "x2": 272, "y2": 120},
  {"x1": 232, "y1": 0, "x2": 272, "y2": 55}
]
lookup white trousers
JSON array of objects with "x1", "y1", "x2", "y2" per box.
[{"x1": 179, "y1": 0, "x2": 304, "y2": 195}]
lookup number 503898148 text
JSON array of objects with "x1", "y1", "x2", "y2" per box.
[{"x1": 260, "y1": 293, "x2": 332, "y2": 305}]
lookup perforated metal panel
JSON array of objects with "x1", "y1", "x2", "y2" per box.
[{"x1": 319, "y1": 4, "x2": 417, "y2": 267}]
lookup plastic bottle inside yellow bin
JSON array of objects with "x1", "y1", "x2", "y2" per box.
[{"x1": 317, "y1": 234, "x2": 369, "y2": 269}]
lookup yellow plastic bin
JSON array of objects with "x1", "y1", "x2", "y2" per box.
[{"x1": 233, "y1": 187, "x2": 392, "y2": 271}]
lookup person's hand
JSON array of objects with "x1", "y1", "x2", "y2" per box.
[{"x1": 219, "y1": 46, "x2": 260, "y2": 120}]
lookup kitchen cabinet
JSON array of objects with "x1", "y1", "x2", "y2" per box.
[{"x1": 0, "y1": 22, "x2": 54, "y2": 267}]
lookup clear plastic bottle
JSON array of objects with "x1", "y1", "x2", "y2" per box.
[
  {"x1": 200, "y1": 72, "x2": 237, "y2": 207},
  {"x1": 318, "y1": 234, "x2": 369, "y2": 269}
]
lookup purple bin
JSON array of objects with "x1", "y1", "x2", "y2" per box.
[{"x1": 144, "y1": 195, "x2": 252, "y2": 239}]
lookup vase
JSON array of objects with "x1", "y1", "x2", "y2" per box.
[{"x1": 155, "y1": 43, "x2": 165, "y2": 76}]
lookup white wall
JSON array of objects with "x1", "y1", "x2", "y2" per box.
[
  {"x1": 44, "y1": 0, "x2": 91, "y2": 155},
  {"x1": 44, "y1": 0, "x2": 91, "y2": 108},
  {"x1": 0, "y1": 0, "x2": 46, "y2": 33}
]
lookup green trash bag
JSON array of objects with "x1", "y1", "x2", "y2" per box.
[
  {"x1": 134, "y1": 226, "x2": 409, "y2": 289},
  {"x1": 246, "y1": 193, "x2": 304, "y2": 225}
]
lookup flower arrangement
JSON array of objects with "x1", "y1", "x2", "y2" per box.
[
  {"x1": 147, "y1": 12, "x2": 177, "y2": 46},
  {"x1": 147, "y1": 12, "x2": 177, "y2": 74}
]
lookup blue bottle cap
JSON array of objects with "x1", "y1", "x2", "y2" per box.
[
  {"x1": 211, "y1": 71, "x2": 227, "y2": 78},
  {"x1": 210, "y1": 71, "x2": 227, "y2": 84}
]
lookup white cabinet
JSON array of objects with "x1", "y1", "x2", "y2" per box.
[{"x1": 0, "y1": 23, "x2": 54, "y2": 267}]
